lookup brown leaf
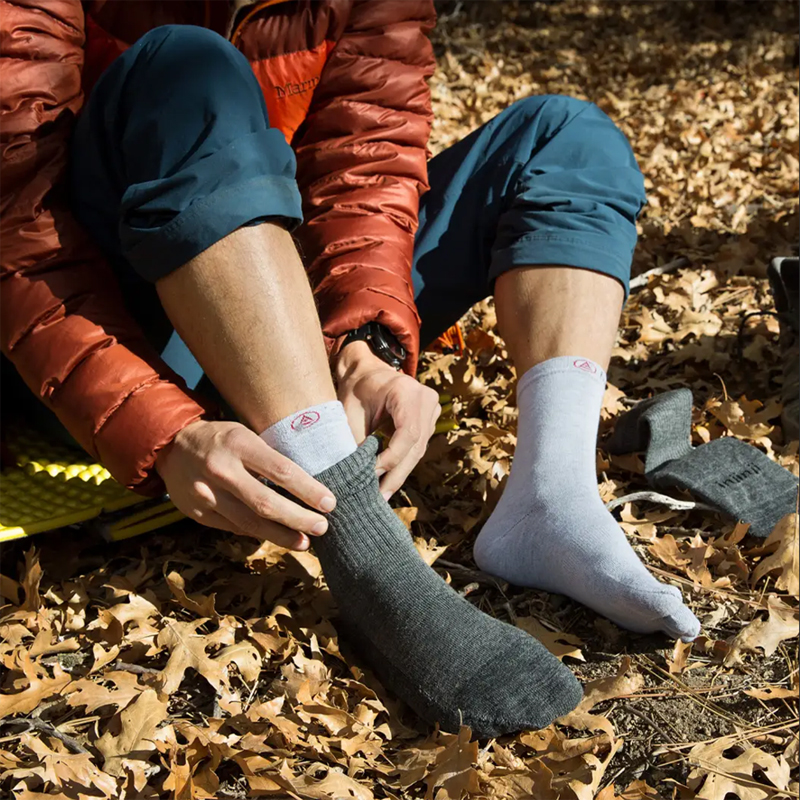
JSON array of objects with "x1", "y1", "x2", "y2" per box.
[
  {"x1": 156, "y1": 619, "x2": 226, "y2": 696},
  {"x1": 20, "y1": 548, "x2": 43, "y2": 612},
  {"x1": 6, "y1": 733, "x2": 117, "y2": 797},
  {"x1": 568, "y1": 738, "x2": 623, "y2": 800},
  {"x1": 668, "y1": 639, "x2": 693, "y2": 675},
  {"x1": 515, "y1": 618, "x2": 585, "y2": 661},
  {"x1": 414, "y1": 536, "x2": 448, "y2": 566},
  {"x1": 96, "y1": 687, "x2": 168, "y2": 776},
  {"x1": 424, "y1": 727, "x2": 480, "y2": 800},
  {"x1": 688, "y1": 738, "x2": 791, "y2": 800},
  {"x1": 166, "y1": 571, "x2": 218, "y2": 618},
  {"x1": 67, "y1": 670, "x2": 146, "y2": 713},
  {"x1": 557, "y1": 657, "x2": 644, "y2": 738},
  {"x1": 751, "y1": 513, "x2": 799, "y2": 596},
  {"x1": 724, "y1": 596, "x2": 799, "y2": 665},
  {"x1": 0, "y1": 652, "x2": 72, "y2": 720},
  {"x1": 214, "y1": 641, "x2": 262, "y2": 684},
  {"x1": 743, "y1": 685, "x2": 797, "y2": 701}
]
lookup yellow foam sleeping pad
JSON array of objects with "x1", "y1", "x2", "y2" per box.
[
  {"x1": 0, "y1": 429, "x2": 183, "y2": 543},
  {"x1": 0, "y1": 386, "x2": 459, "y2": 544}
]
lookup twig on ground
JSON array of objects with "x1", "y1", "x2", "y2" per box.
[
  {"x1": 629, "y1": 257, "x2": 690, "y2": 291},
  {"x1": 626, "y1": 705, "x2": 670, "y2": 741},
  {"x1": 606, "y1": 490, "x2": 719, "y2": 513},
  {"x1": 436, "y1": 559, "x2": 502, "y2": 587},
  {"x1": 0, "y1": 716, "x2": 90, "y2": 754},
  {"x1": 112, "y1": 660, "x2": 160, "y2": 676}
]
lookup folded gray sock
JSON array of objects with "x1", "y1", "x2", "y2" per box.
[
  {"x1": 609, "y1": 389, "x2": 798, "y2": 537},
  {"x1": 313, "y1": 437, "x2": 582, "y2": 738}
]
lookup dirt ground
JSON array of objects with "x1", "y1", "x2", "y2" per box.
[{"x1": 1, "y1": 2, "x2": 798, "y2": 799}]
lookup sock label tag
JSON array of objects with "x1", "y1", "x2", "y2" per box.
[{"x1": 291, "y1": 410, "x2": 321, "y2": 431}]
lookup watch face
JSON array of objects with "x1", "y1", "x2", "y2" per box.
[{"x1": 369, "y1": 323, "x2": 405, "y2": 365}]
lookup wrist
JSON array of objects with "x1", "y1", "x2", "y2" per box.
[
  {"x1": 154, "y1": 419, "x2": 200, "y2": 476},
  {"x1": 334, "y1": 339, "x2": 390, "y2": 382}
]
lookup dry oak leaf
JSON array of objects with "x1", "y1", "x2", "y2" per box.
[
  {"x1": 687, "y1": 739, "x2": 791, "y2": 800},
  {"x1": 414, "y1": 536, "x2": 449, "y2": 566},
  {"x1": 707, "y1": 396, "x2": 776, "y2": 449},
  {"x1": 668, "y1": 639, "x2": 693, "y2": 675},
  {"x1": 424, "y1": 726, "x2": 480, "y2": 800},
  {"x1": 0, "y1": 652, "x2": 72, "y2": 720},
  {"x1": 568, "y1": 738, "x2": 624, "y2": 800},
  {"x1": 750, "y1": 513, "x2": 799, "y2": 597},
  {"x1": 393, "y1": 732, "x2": 449, "y2": 789},
  {"x1": 156, "y1": 618, "x2": 226, "y2": 696},
  {"x1": 557, "y1": 656, "x2": 644, "y2": 738},
  {"x1": 515, "y1": 617, "x2": 585, "y2": 661},
  {"x1": 743, "y1": 685, "x2": 797, "y2": 701},
  {"x1": 724, "y1": 595, "x2": 799, "y2": 666},
  {"x1": 96, "y1": 687, "x2": 168, "y2": 777},
  {"x1": 288, "y1": 768, "x2": 375, "y2": 800},
  {"x1": 67, "y1": 670, "x2": 146, "y2": 713},
  {"x1": 597, "y1": 779, "x2": 667, "y2": 800},
  {"x1": 5, "y1": 732, "x2": 117, "y2": 797},
  {"x1": 166, "y1": 570, "x2": 218, "y2": 617},
  {"x1": 20, "y1": 547, "x2": 43, "y2": 612},
  {"x1": 214, "y1": 641, "x2": 262, "y2": 683}
]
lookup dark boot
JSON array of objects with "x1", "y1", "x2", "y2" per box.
[{"x1": 768, "y1": 257, "x2": 799, "y2": 442}]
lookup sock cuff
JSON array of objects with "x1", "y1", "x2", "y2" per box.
[
  {"x1": 518, "y1": 356, "x2": 607, "y2": 393},
  {"x1": 315, "y1": 435, "x2": 381, "y2": 497},
  {"x1": 259, "y1": 400, "x2": 358, "y2": 476}
]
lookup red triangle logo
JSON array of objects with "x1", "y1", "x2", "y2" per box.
[
  {"x1": 573, "y1": 359, "x2": 597, "y2": 374},
  {"x1": 291, "y1": 410, "x2": 321, "y2": 431}
]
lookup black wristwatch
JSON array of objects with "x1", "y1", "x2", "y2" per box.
[{"x1": 342, "y1": 322, "x2": 406, "y2": 369}]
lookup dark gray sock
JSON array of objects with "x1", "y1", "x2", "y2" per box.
[
  {"x1": 609, "y1": 389, "x2": 798, "y2": 537},
  {"x1": 313, "y1": 437, "x2": 582, "y2": 738}
]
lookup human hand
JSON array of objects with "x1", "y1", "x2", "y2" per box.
[
  {"x1": 155, "y1": 420, "x2": 336, "y2": 550},
  {"x1": 335, "y1": 341, "x2": 440, "y2": 500}
]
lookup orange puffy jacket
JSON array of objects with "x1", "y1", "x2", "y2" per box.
[{"x1": 0, "y1": 0, "x2": 435, "y2": 494}]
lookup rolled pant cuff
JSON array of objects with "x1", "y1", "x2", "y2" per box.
[
  {"x1": 123, "y1": 174, "x2": 302, "y2": 282},
  {"x1": 489, "y1": 233, "x2": 633, "y2": 298}
]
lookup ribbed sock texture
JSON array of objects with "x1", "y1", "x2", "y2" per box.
[
  {"x1": 474, "y1": 357, "x2": 700, "y2": 642},
  {"x1": 609, "y1": 388, "x2": 799, "y2": 538},
  {"x1": 260, "y1": 400, "x2": 357, "y2": 476},
  {"x1": 314, "y1": 437, "x2": 583, "y2": 737}
]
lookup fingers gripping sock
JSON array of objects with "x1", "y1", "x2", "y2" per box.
[
  {"x1": 260, "y1": 401, "x2": 357, "y2": 476},
  {"x1": 313, "y1": 438, "x2": 583, "y2": 738},
  {"x1": 608, "y1": 389, "x2": 799, "y2": 538},
  {"x1": 474, "y1": 357, "x2": 701, "y2": 642}
]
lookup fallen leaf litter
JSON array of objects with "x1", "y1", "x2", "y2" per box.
[{"x1": 0, "y1": 2, "x2": 798, "y2": 798}]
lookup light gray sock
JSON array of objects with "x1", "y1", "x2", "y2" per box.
[
  {"x1": 260, "y1": 400, "x2": 357, "y2": 476},
  {"x1": 474, "y1": 357, "x2": 700, "y2": 642},
  {"x1": 314, "y1": 437, "x2": 583, "y2": 737}
]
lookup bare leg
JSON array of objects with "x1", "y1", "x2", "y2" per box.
[
  {"x1": 494, "y1": 265, "x2": 623, "y2": 374},
  {"x1": 153, "y1": 222, "x2": 344, "y2": 551},
  {"x1": 475, "y1": 264, "x2": 700, "y2": 641},
  {"x1": 156, "y1": 222, "x2": 336, "y2": 432}
]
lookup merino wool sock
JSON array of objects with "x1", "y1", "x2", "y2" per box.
[
  {"x1": 313, "y1": 437, "x2": 583, "y2": 737},
  {"x1": 474, "y1": 357, "x2": 701, "y2": 642},
  {"x1": 260, "y1": 400, "x2": 357, "y2": 476}
]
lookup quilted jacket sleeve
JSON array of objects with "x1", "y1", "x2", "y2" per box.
[
  {"x1": 293, "y1": 0, "x2": 436, "y2": 376},
  {"x1": 0, "y1": 0, "x2": 213, "y2": 494}
]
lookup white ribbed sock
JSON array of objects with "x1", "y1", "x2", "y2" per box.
[
  {"x1": 260, "y1": 400, "x2": 357, "y2": 476},
  {"x1": 473, "y1": 356, "x2": 700, "y2": 642}
]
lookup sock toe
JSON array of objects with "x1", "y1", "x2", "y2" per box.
[
  {"x1": 453, "y1": 637, "x2": 583, "y2": 737},
  {"x1": 662, "y1": 602, "x2": 701, "y2": 642}
]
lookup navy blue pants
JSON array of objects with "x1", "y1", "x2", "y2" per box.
[{"x1": 71, "y1": 25, "x2": 645, "y2": 389}]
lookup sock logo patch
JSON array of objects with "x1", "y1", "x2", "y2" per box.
[
  {"x1": 573, "y1": 359, "x2": 597, "y2": 374},
  {"x1": 291, "y1": 410, "x2": 321, "y2": 431}
]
